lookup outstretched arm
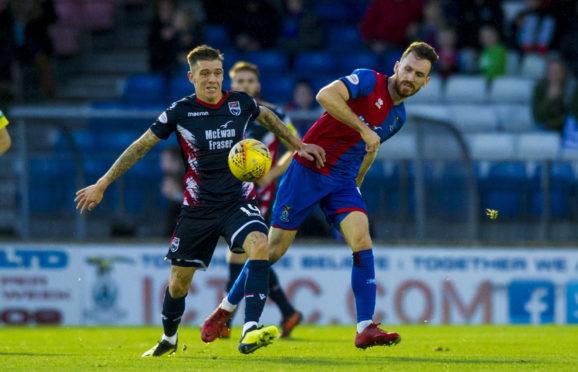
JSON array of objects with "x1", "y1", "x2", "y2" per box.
[
  {"x1": 256, "y1": 106, "x2": 325, "y2": 168},
  {"x1": 316, "y1": 80, "x2": 380, "y2": 152},
  {"x1": 356, "y1": 150, "x2": 377, "y2": 188},
  {"x1": 74, "y1": 129, "x2": 160, "y2": 214}
]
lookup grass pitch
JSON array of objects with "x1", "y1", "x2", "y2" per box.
[{"x1": 1, "y1": 325, "x2": 577, "y2": 371}]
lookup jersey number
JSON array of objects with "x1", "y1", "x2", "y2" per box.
[{"x1": 240, "y1": 204, "x2": 261, "y2": 217}]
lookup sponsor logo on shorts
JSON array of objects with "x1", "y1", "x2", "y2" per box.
[
  {"x1": 280, "y1": 205, "x2": 293, "y2": 223},
  {"x1": 170, "y1": 237, "x2": 180, "y2": 252}
]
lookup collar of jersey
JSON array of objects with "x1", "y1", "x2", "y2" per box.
[{"x1": 194, "y1": 91, "x2": 230, "y2": 108}]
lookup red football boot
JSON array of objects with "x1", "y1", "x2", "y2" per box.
[
  {"x1": 201, "y1": 307, "x2": 234, "y2": 342},
  {"x1": 355, "y1": 323, "x2": 401, "y2": 349}
]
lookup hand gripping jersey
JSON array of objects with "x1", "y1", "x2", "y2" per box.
[
  {"x1": 294, "y1": 69, "x2": 406, "y2": 179},
  {"x1": 245, "y1": 102, "x2": 296, "y2": 216},
  {"x1": 150, "y1": 91, "x2": 261, "y2": 207}
]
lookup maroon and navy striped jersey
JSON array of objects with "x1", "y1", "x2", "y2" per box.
[
  {"x1": 150, "y1": 91, "x2": 261, "y2": 207},
  {"x1": 294, "y1": 69, "x2": 406, "y2": 179}
]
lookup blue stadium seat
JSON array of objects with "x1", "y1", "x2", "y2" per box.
[
  {"x1": 260, "y1": 76, "x2": 294, "y2": 104},
  {"x1": 383, "y1": 49, "x2": 403, "y2": 75},
  {"x1": 168, "y1": 75, "x2": 195, "y2": 103},
  {"x1": 333, "y1": 52, "x2": 380, "y2": 76},
  {"x1": 314, "y1": 2, "x2": 350, "y2": 26},
  {"x1": 309, "y1": 75, "x2": 335, "y2": 94},
  {"x1": 427, "y1": 162, "x2": 470, "y2": 219},
  {"x1": 123, "y1": 74, "x2": 167, "y2": 105},
  {"x1": 96, "y1": 131, "x2": 140, "y2": 152},
  {"x1": 294, "y1": 51, "x2": 334, "y2": 77},
  {"x1": 204, "y1": 25, "x2": 230, "y2": 49},
  {"x1": 529, "y1": 162, "x2": 574, "y2": 218},
  {"x1": 481, "y1": 161, "x2": 527, "y2": 217},
  {"x1": 29, "y1": 156, "x2": 76, "y2": 213},
  {"x1": 245, "y1": 51, "x2": 289, "y2": 77},
  {"x1": 327, "y1": 26, "x2": 362, "y2": 51}
]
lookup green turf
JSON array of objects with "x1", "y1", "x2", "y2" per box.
[{"x1": 1, "y1": 325, "x2": 577, "y2": 371}]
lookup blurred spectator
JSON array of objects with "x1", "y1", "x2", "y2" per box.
[
  {"x1": 559, "y1": 2, "x2": 578, "y2": 78},
  {"x1": 436, "y1": 28, "x2": 459, "y2": 79},
  {"x1": 510, "y1": 0, "x2": 555, "y2": 54},
  {"x1": 359, "y1": 0, "x2": 423, "y2": 54},
  {"x1": 228, "y1": 0, "x2": 281, "y2": 51},
  {"x1": 416, "y1": 0, "x2": 444, "y2": 50},
  {"x1": 276, "y1": 0, "x2": 323, "y2": 55},
  {"x1": 532, "y1": 58, "x2": 578, "y2": 132},
  {"x1": 454, "y1": 0, "x2": 503, "y2": 50},
  {"x1": 9, "y1": 0, "x2": 57, "y2": 99},
  {"x1": 174, "y1": 8, "x2": 204, "y2": 66},
  {"x1": 148, "y1": 0, "x2": 179, "y2": 76},
  {"x1": 284, "y1": 78, "x2": 315, "y2": 111},
  {"x1": 478, "y1": 24, "x2": 506, "y2": 81},
  {"x1": 159, "y1": 146, "x2": 184, "y2": 236}
]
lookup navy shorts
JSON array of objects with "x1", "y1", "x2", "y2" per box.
[
  {"x1": 166, "y1": 200, "x2": 268, "y2": 269},
  {"x1": 271, "y1": 161, "x2": 367, "y2": 230}
]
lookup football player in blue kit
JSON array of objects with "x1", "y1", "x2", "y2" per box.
[
  {"x1": 74, "y1": 45, "x2": 325, "y2": 356},
  {"x1": 204, "y1": 42, "x2": 438, "y2": 349},
  {"x1": 218, "y1": 61, "x2": 302, "y2": 339}
]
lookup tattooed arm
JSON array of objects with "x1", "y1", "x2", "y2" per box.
[
  {"x1": 255, "y1": 106, "x2": 326, "y2": 168},
  {"x1": 74, "y1": 129, "x2": 161, "y2": 213}
]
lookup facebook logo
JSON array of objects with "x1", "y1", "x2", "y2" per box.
[
  {"x1": 566, "y1": 282, "x2": 578, "y2": 324},
  {"x1": 508, "y1": 280, "x2": 554, "y2": 324}
]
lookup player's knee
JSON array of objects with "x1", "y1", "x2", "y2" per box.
[
  {"x1": 168, "y1": 277, "x2": 191, "y2": 298},
  {"x1": 350, "y1": 234, "x2": 373, "y2": 252},
  {"x1": 243, "y1": 231, "x2": 269, "y2": 260}
]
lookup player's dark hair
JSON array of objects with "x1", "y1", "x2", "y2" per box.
[
  {"x1": 229, "y1": 61, "x2": 259, "y2": 79},
  {"x1": 401, "y1": 42, "x2": 439, "y2": 75},
  {"x1": 187, "y1": 45, "x2": 224, "y2": 71}
]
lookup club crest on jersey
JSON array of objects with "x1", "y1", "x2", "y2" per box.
[
  {"x1": 158, "y1": 112, "x2": 168, "y2": 123},
  {"x1": 228, "y1": 101, "x2": 241, "y2": 116},
  {"x1": 170, "y1": 237, "x2": 180, "y2": 252}
]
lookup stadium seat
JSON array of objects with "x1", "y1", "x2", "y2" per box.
[
  {"x1": 427, "y1": 161, "x2": 471, "y2": 219},
  {"x1": 309, "y1": 75, "x2": 336, "y2": 95},
  {"x1": 332, "y1": 52, "x2": 380, "y2": 76},
  {"x1": 168, "y1": 76, "x2": 194, "y2": 103},
  {"x1": 467, "y1": 133, "x2": 516, "y2": 160},
  {"x1": 294, "y1": 51, "x2": 334, "y2": 77},
  {"x1": 410, "y1": 77, "x2": 442, "y2": 104},
  {"x1": 314, "y1": 2, "x2": 349, "y2": 27},
  {"x1": 457, "y1": 49, "x2": 478, "y2": 74},
  {"x1": 493, "y1": 104, "x2": 536, "y2": 132},
  {"x1": 383, "y1": 49, "x2": 403, "y2": 75},
  {"x1": 481, "y1": 161, "x2": 527, "y2": 217},
  {"x1": 517, "y1": 132, "x2": 561, "y2": 160},
  {"x1": 377, "y1": 133, "x2": 416, "y2": 160},
  {"x1": 528, "y1": 161, "x2": 574, "y2": 217},
  {"x1": 327, "y1": 26, "x2": 362, "y2": 51},
  {"x1": 488, "y1": 76, "x2": 534, "y2": 104},
  {"x1": 245, "y1": 51, "x2": 289, "y2": 77},
  {"x1": 204, "y1": 25, "x2": 230, "y2": 49},
  {"x1": 448, "y1": 105, "x2": 499, "y2": 133},
  {"x1": 29, "y1": 156, "x2": 76, "y2": 213},
  {"x1": 122, "y1": 74, "x2": 167, "y2": 105},
  {"x1": 260, "y1": 76, "x2": 294, "y2": 104},
  {"x1": 505, "y1": 50, "x2": 521, "y2": 75},
  {"x1": 444, "y1": 76, "x2": 488, "y2": 104},
  {"x1": 520, "y1": 54, "x2": 546, "y2": 79}
]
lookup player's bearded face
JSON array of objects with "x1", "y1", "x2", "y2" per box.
[
  {"x1": 189, "y1": 59, "x2": 224, "y2": 103},
  {"x1": 393, "y1": 53, "x2": 431, "y2": 98}
]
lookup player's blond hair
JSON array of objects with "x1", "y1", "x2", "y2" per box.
[
  {"x1": 229, "y1": 61, "x2": 260, "y2": 79},
  {"x1": 187, "y1": 45, "x2": 224, "y2": 71},
  {"x1": 401, "y1": 42, "x2": 439, "y2": 75}
]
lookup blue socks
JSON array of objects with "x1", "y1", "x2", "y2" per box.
[
  {"x1": 227, "y1": 260, "x2": 250, "y2": 305},
  {"x1": 243, "y1": 260, "x2": 270, "y2": 323},
  {"x1": 351, "y1": 249, "x2": 376, "y2": 323},
  {"x1": 161, "y1": 287, "x2": 186, "y2": 337}
]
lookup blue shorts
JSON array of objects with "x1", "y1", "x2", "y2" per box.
[{"x1": 271, "y1": 161, "x2": 367, "y2": 230}]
